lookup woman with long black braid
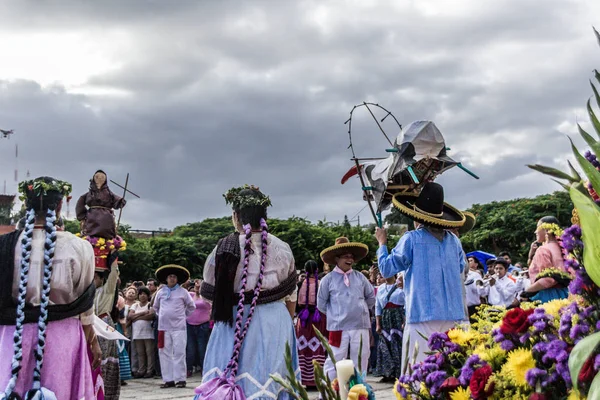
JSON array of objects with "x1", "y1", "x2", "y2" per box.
[
  {"x1": 0, "y1": 177, "x2": 99, "y2": 399},
  {"x1": 195, "y1": 185, "x2": 299, "y2": 400},
  {"x1": 295, "y1": 260, "x2": 328, "y2": 388}
]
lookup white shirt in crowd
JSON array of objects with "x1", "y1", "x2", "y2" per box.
[
  {"x1": 488, "y1": 275, "x2": 518, "y2": 307},
  {"x1": 129, "y1": 302, "x2": 154, "y2": 340},
  {"x1": 464, "y1": 270, "x2": 489, "y2": 307}
]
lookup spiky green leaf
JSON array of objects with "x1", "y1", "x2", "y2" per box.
[
  {"x1": 551, "y1": 179, "x2": 571, "y2": 191},
  {"x1": 527, "y1": 164, "x2": 578, "y2": 182},
  {"x1": 568, "y1": 160, "x2": 582, "y2": 182},
  {"x1": 571, "y1": 137, "x2": 600, "y2": 195},
  {"x1": 569, "y1": 330, "x2": 600, "y2": 392},
  {"x1": 589, "y1": 373, "x2": 600, "y2": 400},
  {"x1": 577, "y1": 122, "x2": 600, "y2": 155},
  {"x1": 570, "y1": 187, "x2": 600, "y2": 287},
  {"x1": 586, "y1": 99, "x2": 600, "y2": 142}
]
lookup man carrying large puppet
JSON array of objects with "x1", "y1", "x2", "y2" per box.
[{"x1": 375, "y1": 182, "x2": 468, "y2": 372}]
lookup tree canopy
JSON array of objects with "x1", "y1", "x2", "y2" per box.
[{"x1": 58, "y1": 190, "x2": 572, "y2": 284}]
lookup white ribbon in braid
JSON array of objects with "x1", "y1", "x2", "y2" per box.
[
  {"x1": 25, "y1": 209, "x2": 58, "y2": 400},
  {"x1": 1, "y1": 208, "x2": 35, "y2": 400}
]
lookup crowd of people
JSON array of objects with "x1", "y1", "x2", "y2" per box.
[{"x1": 0, "y1": 178, "x2": 572, "y2": 400}]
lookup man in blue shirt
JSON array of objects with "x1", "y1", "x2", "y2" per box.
[
  {"x1": 375, "y1": 182, "x2": 468, "y2": 372},
  {"x1": 317, "y1": 237, "x2": 376, "y2": 379}
]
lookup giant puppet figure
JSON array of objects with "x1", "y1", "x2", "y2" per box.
[{"x1": 76, "y1": 170, "x2": 127, "y2": 270}]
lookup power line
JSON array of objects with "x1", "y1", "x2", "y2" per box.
[{"x1": 349, "y1": 204, "x2": 368, "y2": 222}]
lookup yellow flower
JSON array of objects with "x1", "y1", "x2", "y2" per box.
[
  {"x1": 542, "y1": 298, "x2": 572, "y2": 318},
  {"x1": 501, "y1": 348, "x2": 536, "y2": 386},
  {"x1": 447, "y1": 328, "x2": 477, "y2": 347},
  {"x1": 75, "y1": 233, "x2": 81, "y2": 237},
  {"x1": 567, "y1": 389, "x2": 586, "y2": 399},
  {"x1": 347, "y1": 384, "x2": 368, "y2": 400},
  {"x1": 97, "y1": 238, "x2": 105, "y2": 245},
  {"x1": 100, "y1": 246, "x2": 106, "y2": 251},
  {"x1": 474, "y1": 344, "x2": 506, "y2": 367},
  {"x1": 449, "y1": 387, "x2": 471, "y2": 400},
  {"x1": 393, "y1": 380, "x2": 409, "y2": 400},
  {"x1": 419, "y1": 382, "x2": 429, "y2": 396},
  {"x1": 109, "y1": 245, "x2": 115, "y2": 250}
]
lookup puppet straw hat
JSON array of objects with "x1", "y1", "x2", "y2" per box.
[
  {"x1": 392, "y1": 182, "x2": 465, "y2": 229},
  {"x1": 458, "y1": 211, "x2": 476, "y2": 235},
  {"x1": 155, "y1": 264, "x2": 190, "y2": 284},
  {"x1": 320, "y1": 237, "x2": 369, "y2": 266}
]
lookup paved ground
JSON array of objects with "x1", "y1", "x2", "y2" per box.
[{"x1": 121, "y1": 373, "x2": 397, "y2": 399}]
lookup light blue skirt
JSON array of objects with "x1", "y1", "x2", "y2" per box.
[{"x1": 202, "y1": 302, "x2": 300, "y2": 400}]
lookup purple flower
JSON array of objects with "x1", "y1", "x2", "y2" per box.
[
  {"x1": 570, "y1": 323, "x2": 590, "y2": 343},
  {"x1": 395, "y1": 381, "x2": 408, "y2": 398},
  {"x1": 458, "y1": 355, "x2": 486, "y2": 386},
  {"x1": 542, "y1": 340, "x2": 569, "y2": 364},
  {"x1": 594, "y1": 354, "x2": 600, "y2": 372},
  {"x1": 526, "y1": 368, "x2": 549, "y2": 388},
  {"x1": 425, "y1": 370, "x2": 447, "y2": 396},
  {"x1": 427, "y1": 332, "x2": 449, "y2": 351},
  {"x1": 411, "y1": 362, "x2": 439, "y2": 382},
  {"x1": 500, "y1": 339, "x2": 515, "y2": 351}
]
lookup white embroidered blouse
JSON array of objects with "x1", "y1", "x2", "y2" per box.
[
  {"x1": 12, "y1": 230, "x2": 95, "y2": 325},
  {"x1": 203, "y1": 232, "x2": 298, "y2": 303}
]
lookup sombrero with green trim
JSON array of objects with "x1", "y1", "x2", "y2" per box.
[
  {"x1": 392, "y1": 182, "x2": 465, "y2": 229},
  {"x1": 458, "y1": 211, "x2": 476, "y2": 235},
  {"x1": 320, "y1": 237, "x2": 369, "y2": 266},
  {"x1": 155, "y1": 264, "x2": 190, "y2": 284}
]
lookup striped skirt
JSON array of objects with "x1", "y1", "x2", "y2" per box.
[{"x1": 295, "y1": 309, "x2": 328, "y2": 387}]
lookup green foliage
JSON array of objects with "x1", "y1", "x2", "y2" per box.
[
  {"x1": 460, "y1": 191, "x2": 573, "y2": 262},
  {"x1": 113, "y1": 216, "x2": 379, "y2": 284}
]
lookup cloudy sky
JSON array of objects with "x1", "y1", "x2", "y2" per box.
[{"x1": 0, "y1": 0, "x2": 599, "y2": 230}]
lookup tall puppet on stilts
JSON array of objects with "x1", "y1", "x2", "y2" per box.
[{"x1": 76, "y1": 170, "x2": 128, "y2": 400}]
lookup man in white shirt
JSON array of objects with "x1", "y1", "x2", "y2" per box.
[{"x1": 488, "y1": 259, "x2": 518, "y2": 307}]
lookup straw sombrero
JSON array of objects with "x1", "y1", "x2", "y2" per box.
[
  {"x1": 458, "y1": 211, "x2": 476, "y2": 235},
  {"x1": 155, "y1": 264, "x2": 190, "y2": 284},
  {"x1": 392, "y1": 182, "x2": 465, "y2": 229},
  {"x1": 320, "y1": 237, "x2": 369, "y2": 266}
]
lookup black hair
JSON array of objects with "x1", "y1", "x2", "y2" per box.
[
  {"x1": 234, "y1": 188, "x2": 268, "y2": 229},
  {"x1": 486, "y1": 258, "x2": 495, "y2": 266},
  {"x1": 539, "y1": 216, "x2": 560, "y2": 225},
  {"x1": 498, "y1": 251, "x2": 511, "y2": 258},
  {"x1": 467, "y1": 255, "x2": 484, "y2": 270},
  {"x1": 304, "y1": 260, "x2": 318, "y2": 274},
  {"x1": 138, "y1": 286, "x2": 151, "y2": 297},
  {"x1": 146, "y1": 278, "x2": 158, "y2": 285}
]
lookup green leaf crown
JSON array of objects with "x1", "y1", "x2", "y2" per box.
[
  {"x1": 18, "y1": 178, "x2": 73, "y2": 201},
  {"x1": 223, "y1": 184, "x2": 272, "y2": 209}
]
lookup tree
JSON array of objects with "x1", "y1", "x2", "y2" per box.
[{"x1": 460, "y1": 191, "x2": 573, "y2": 262}]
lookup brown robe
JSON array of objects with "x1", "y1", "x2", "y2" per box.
[{"x1": 76, "y1": 180, "x2": 126, "y2": 239}]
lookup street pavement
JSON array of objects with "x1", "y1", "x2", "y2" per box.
[{"x1": 120, "y1": 373, "x2": 397, "y2": 399}]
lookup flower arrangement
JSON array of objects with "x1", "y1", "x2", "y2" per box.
[
  {"x1": 391, "y1": 28, "x2": 600, "y2": 400},
  {"x1": 76, "y1": 234, "x2": 127, "y2": 254}
]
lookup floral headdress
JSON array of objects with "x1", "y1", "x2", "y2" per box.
[
  {"x1": 223, "y1": 184, "x2": 272, "y2": 209},
  {"x1": 539, "y1": 222, "x2": 563, "y2": 239},
  {"x1": 18, "y1": 178, "x2": 72, "y2": 201}
]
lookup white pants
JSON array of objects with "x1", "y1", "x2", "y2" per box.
[
  {"x1": 323, "y1": 329, "x2": 370, "y2": 379},
  {"x1": 402, "y1": 320, "x2": 469, "y2": 373},
  {"x1": 159, "y1": 330, "x2": 187, "y2": 383}
]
